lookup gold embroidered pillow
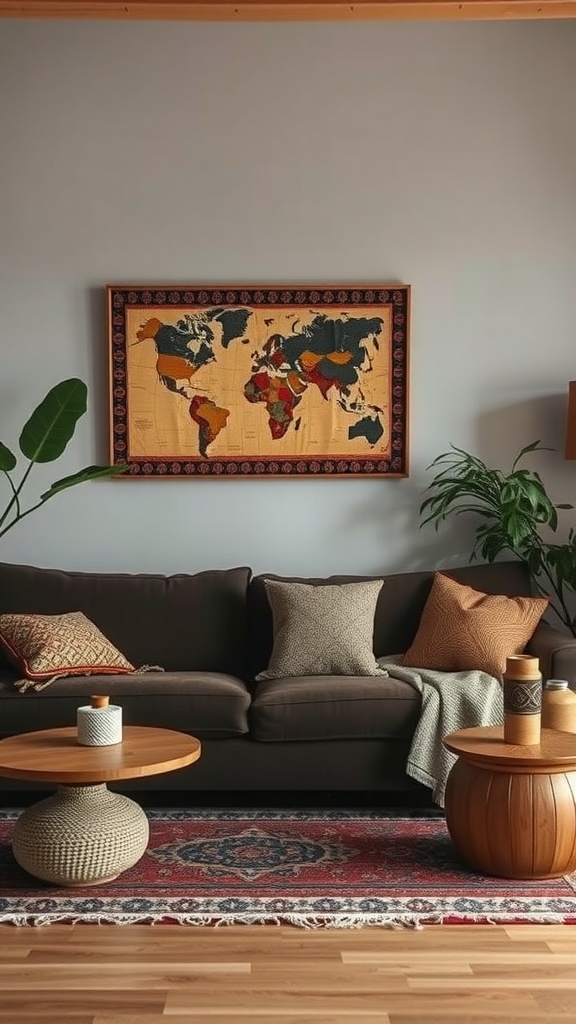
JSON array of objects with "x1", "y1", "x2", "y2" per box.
[
  {"x1": 402, "y1": 572, "x2": 548, "y2": 678},
  {"x1": 0, "y1": 611, "x2": 135, "y2": 684}
]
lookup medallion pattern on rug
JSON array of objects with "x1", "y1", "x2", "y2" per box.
[{"x1": 150, "y1": 826, "x2": 353, "y2": 879}]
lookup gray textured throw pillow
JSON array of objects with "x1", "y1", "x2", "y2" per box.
[{"x1": 256, "y1": 578, "x2": 387, "y2": 680}]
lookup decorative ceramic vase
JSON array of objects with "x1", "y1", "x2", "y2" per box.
[
  {"x1": 503, "y1": 655, "x2": 542, "y2": 745},
  {"x1": 77, "y1": 695, "x2": 122, "y2": 746},
  {"x1": 541, "y1": 679, "x2": 576, "y2": 732}
]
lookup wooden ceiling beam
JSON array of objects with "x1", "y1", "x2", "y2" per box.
[{"x1": 1, "y1": 0, "x2": 576, "y2": 21}]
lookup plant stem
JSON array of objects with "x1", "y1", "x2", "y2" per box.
[
  {"x1": 0, "y1": 495, "x2": 49, "y2": 541},
  {"x1": 0, "y1": 470, "x2": 21, "y2": 525},
  {"x1": 535, "y1": 560, "x2": 574, "y2": 634},
  {"x1": 0, "y1": 461, "x2": 35, "y2": 531}
]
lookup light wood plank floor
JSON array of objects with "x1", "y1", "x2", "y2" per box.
[{"x1": 1, "y1": 923, "x2": 576, "y2": 1022}]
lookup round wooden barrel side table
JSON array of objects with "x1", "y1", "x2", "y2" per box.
[{"x1": 443, "y1": 726, "x2": 576, "y2": 880}]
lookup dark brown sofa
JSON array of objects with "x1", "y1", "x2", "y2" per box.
[{"x1": 1, "y1": 559, "x2": 575, "y2": 801}]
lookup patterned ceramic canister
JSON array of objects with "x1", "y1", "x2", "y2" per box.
[
  {"x1": 503, "y1": 655, "x2": 542, "y2": 745},
  {"x1": 77, "y1": 695, "x2": 123, "y2": 746}
]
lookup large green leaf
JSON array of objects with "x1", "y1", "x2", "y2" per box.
[
  {"x1": 19, "y1": 379, "x2": 88, "y2": 464},
  {"x1": 0, "y1": 442, "x2": 16, "y2": 472},
  {"x1": 40, "y1": 464, "x2": 128, "y2": 501}
]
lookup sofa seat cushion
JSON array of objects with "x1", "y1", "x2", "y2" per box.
[
  {"x1": 249, "y1": 675, "x2": 421, "y2": 741},
  {"x1": 0, "y1": 670, "x2": 251, "y2": 738}
]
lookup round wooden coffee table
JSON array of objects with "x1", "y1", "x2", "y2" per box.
[
  {"x1": 444, "y1": 726, "x2": 576, "y2": 879},
  {"x1": 0, "y1": 726, "x2": 201, "y2": 887}
]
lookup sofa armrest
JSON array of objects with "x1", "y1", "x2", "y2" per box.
[{"x1": 526, "y1": 622, "x2": 576, "y2": 688}]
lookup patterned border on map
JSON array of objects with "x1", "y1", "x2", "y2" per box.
[{"x1": 107, "y1": 284, "x2": 410, "y2": 478}]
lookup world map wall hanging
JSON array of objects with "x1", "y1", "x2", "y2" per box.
[{"x1": 108, "y1": 284, "x2": 410, "y2": 478}]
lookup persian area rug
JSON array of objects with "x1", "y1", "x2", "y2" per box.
[{"x1": 1, "y1": 807, "x2": 576, "y2": 928}]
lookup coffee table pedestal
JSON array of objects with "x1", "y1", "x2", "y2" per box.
[
  {"x1": 444, "y1": 726, "x2": 576, "y2": 880},
  {"x1": 13, "y1": 784, "x2": 149, "y2": 886}
]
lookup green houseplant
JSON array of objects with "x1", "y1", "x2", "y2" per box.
[
  {"x1": 420, "y1": 441, "x2": 576, "y2": 636},
  {"x1": 0, "y1": 378, "x2": 125, "y2": 541}
]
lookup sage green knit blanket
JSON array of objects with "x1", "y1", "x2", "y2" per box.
[{"x1": 378, "y1": 660, "x2": 504, "y2": 808}]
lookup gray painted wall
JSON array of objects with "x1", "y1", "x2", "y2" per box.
[{"x1": 0, "y1": 19, "x2": 575, "y2": 575}]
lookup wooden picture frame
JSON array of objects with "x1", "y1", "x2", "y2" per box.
[{"x1": 108, "y1": 283, "x2": 410, "y2": 478}]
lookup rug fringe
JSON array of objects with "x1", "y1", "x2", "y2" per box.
[
  {"x1": 0, "y1": 911, "x2": 573, "y2": 928},
  {"x1": 0, "y1": 913, "x2": 422, "y2": 929}
]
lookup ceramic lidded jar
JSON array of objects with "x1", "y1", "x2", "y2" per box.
[
  {"x1": 503, "y1": 655, "x2": 542, "y2": 745},
  {"x1": 541, "y1": 679, "x2": 576, "y2": 732},
  {"x1": 77, "y1": 695, "x2": 123, "y2": 746}
]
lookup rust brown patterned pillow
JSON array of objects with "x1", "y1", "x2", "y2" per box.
[
  {"x1": 0, "y1": 611, "x2": 135, "y2": 684},
  {"x1": 402, "y1": 572, "x2": 548, "y2": 678}
]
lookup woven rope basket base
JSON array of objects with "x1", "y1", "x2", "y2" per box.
[{"x1": 12, "y1": 784, "x2": 150, "y2": 886}]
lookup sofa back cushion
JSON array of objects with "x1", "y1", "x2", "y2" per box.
[
  {"x1": 248, "y1": 561, "x2": 534, "y2": 679},
  {"x1": 0, "y1": 562, "x2": 251, "y2": 676}
]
